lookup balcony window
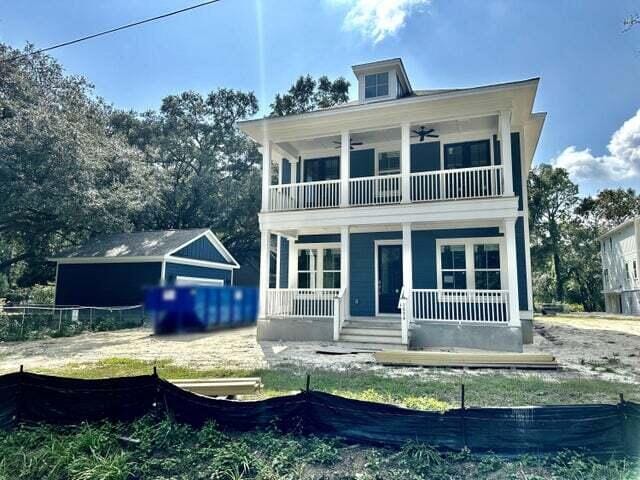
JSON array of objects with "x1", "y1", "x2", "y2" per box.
[
  {"x1": 444, "y1": 140, "x2": 491, "y2": 169},
  {"x1": 364, "y1": 72, "x2": 389, "y2": 99},
  {"x1": 304, "y1": 156, "x2": 339, "y2": 182},
  {"x1": 297, "y1": 247, "x2": 340, "y2": 288},
  {"x1": 378, "y1": 151, "x2": 400, "y2": 175}
]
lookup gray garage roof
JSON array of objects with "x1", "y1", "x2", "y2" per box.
[{"x1": 51, "y1": 229, "x2": 211, "y2": 260}]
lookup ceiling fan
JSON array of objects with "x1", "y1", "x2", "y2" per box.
[
  {"x1": 411, "y1": 126, "x2": 439, "y2": 142},
  {"x1": 333, "y1": 139, "x2": 363, "y2": 150}
]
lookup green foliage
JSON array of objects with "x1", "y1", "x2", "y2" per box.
[
  {"x1": 270, "y1": 75, "x2": 350, "y2": 116},
  {"x1": 1, "y1": 419, "x2": 636, "y2": 480}
]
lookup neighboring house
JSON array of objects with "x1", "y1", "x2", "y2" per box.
[
  {"x1": 599, "y1": 217, "x2": 640, "y2": 315},
  {"x1": 238, "y1": 58, "x2": 545, "y2": 352},
  {"x1": 49, "y1": 229, "x2": 239, "y2": 306}
]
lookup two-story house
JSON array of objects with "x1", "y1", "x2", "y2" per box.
[
  {"x1": 238, "y1": 58, "x2": 545, "y2": 352},
  {"x1": 600, "y1": 217, "x2": 640, "y2": 315}
]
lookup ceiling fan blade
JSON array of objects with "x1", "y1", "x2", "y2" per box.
[
  {"x1": 351, "y1": 142, "x2": 363, "y2": 146},
  {"x1": 424, "y1": 128, "x2": 435, "y2": 135},
  {"x1": 426, "y1": 134, "x2": 439, "y2": 138}
]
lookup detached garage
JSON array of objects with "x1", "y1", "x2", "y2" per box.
[{"x1": 50, "y1": 229, "x2": 239, "y2": 306}]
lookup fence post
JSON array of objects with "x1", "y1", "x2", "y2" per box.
[
  {"x1": 20, "y1": 308, "x2": 25, "y2": 340},
  {"x1": 305, "y1": 374, "x2": 311, "y2": 392},
  {"x1": 58, "y1": 309, "x2": 63, "y2": 333},
  {"x1": 460, "y1": 383, "x2": 467, "y2": 450},
  {"x1": 89, "y1": 308, "x2": 93, "y2": 331}
]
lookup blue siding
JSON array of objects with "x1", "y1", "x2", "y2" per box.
[
  {"x1": 164, "y1": 262, "x2": 231, "y2": 285},
  {"x1": 350, "y1": 231, "x2": 402, "y2": 316},
  {"x1": 493, "y1": 132, "x2": 524, "y2": 211},
  {"x1": 279, "y1": 237, "x2": 289, "y2": 287},
  {"x1": 55, "y1": 262, "x2": 162, "y2": 306},
  {"x1": 411, "y1": 228, "x2": 503, "y2": 289},
  {"x1": 516, "y1": 217, "x2": 529, "y2": 311},
  {"x1": 172, "y1": 236, "x2": 231, "y2": 265},
  {"x1": 350, "y1": 149, "x2": 375, "y2": 178},
  {"x1": 297, "y1": 234, "x2": 341, "y2": 244}
]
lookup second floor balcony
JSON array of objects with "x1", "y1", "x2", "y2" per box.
[{"x1": 268, "y1": 164, "x2": 505, "y2": 212}]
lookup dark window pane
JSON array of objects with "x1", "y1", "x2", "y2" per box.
[
  {"x1": 469, "y1": 141, "x2": 490, "y2": 167},
  {"x1": 441, "y1": 246, "x2": 453, "y2": 269},
  {"x1": 365, "y1": 86, "x2": 376, "y2": 98},
  {"x1": 378, "y1": 83, "x2": 389, "y2": 97},
  {"x1": 486, "y1": 246, "x2": 500, "y2": 269},
  {"x1": 377, "y1": 72, "x2": 388, "y2": 86},
  {"x1": 443, "y1": 271, "x2": 467, "y2": 289},
  {"x1": 475, "y1": 271, "x2": 501, "y2": 290},
  {"x1": 474, "y1": 245, "x2": 487, "y2": 269},
  {"x1": 298, "y1": 272, "x2": 311, "y2": 289},
  {"x1": 445, "y1": 145, "x2": 464, "y2": 169},
  {"x1": 298, "y1": 250, "x2": 311, "y2": 270},
  {"x1": 452, "y1": 246, "x2": 466, "y2": 268},
  {"x1": 323, "y1": 249, "x2": 341, "y2": 271},
  {"x1": 323, "y1": 272, "x2": 341, "y2": 289},
  {"x1": 365, "y1": 74, "x2": 375, "y2": 87}
]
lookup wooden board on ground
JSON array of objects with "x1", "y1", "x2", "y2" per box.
[
  {"x1": 374, "y1": 351, "x2": 558, "y2": 369},
  {"x1": 169, "y1": 377, "x2": 263, "y2": 397}
]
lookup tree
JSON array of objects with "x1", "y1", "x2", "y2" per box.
[
  {"x1": 576, "y1": 188, "x2": 640, "y2": 229},
  {"x1": 0, "y1": 44, "x2": 159, "y2": 285},
  {"x1": 270, "y1": 75, "x2": 350, "y2": 116},
  {"x1": 528, "y1": 164, "x2": 579, "y2": 302},
  {"x1": 110, "y1": 89, "x2": 262, "y2": 263}
]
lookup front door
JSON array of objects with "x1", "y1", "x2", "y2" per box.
[{"x1": 377, "y1": 244, "x2": 403, "y2": 314}]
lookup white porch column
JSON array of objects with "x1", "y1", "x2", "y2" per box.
[
  {"x1": 340, "y1": 225, "x2": 350, "y2": 319},
  {"x1": 401, "y1": 223, "x2": 413, "y2": 344},
  {"x1": 504, "y1": 218, "x2": 521, "y2": 327},
  {"x1": 499, "y1": 111, "x2": 514, "y2": 196},
  {"x1": 401, "y1": 122, "x2": 411, "y2": 203},
  {"x1": 275, "y1": 235, "x2": 282, "y2": 288},
  {"x1": 258, "y1": 229, "x2": 271, "y2": 319},
  {"x1": 340, "y1": 130, "x2": 350, "y2": 207},
  {"x1": 261, "y1": 139, "x2": 273, "y2": 211}
]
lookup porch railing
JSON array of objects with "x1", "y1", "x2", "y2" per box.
[
  {"x1": 398, "y1": 286, "x2": 409, "y2": 345},
  {"x1": 349, "y1": 174, "x2": 402, "y2": 206},
  {"x1": 410, "y1": 165, "x2": 504, "y2": 202},
  {"x1": 265, "y1": 288, "x2": 340, "y2": 318},
  {"x1": 268, "y1": 179, "x2": 341, "y2": 211},
  {"x1": 333, "y1": 287, "x2": 347, "y2": 341},
  {"x1": 411, "y1": 289, "x2": 510, "y2": 324}
]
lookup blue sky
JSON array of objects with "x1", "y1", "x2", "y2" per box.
[{"x1": 1, "y1": 0, "x2": 639, "y2": 195}]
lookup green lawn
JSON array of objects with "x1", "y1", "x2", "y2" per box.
[{"x1": 38, "y1": 357, "x2": 640, "y2": 410}]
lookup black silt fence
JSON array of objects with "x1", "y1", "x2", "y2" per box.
[{"x1": 0, "y1": 372, "x2": 638, "y2": 457}]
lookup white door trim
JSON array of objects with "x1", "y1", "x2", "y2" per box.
[{"x1": 374, "y1": 239, "x2": 403, "y2": 317}]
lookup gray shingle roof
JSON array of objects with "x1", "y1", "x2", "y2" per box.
[{"x1": 52, "y1": 229, "x2": 210, "y2": 259}]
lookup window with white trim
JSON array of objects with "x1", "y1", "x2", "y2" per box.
[
  {"x1": 625, "y1": 262, "x2": 630, "y2": 279},
  {"x1": 377, "y1": 151, "x2": 400, "y2": 175},
  {"x1": 297, "y1": 247, "x2": 340, "y2": 288},
  {"x1": 364, "y1": 72, "x2": 389, "y2": 99},
  {"x1": 634, "y1": 260, "x2": 638, "y2": 280},
  {"x1": 438, "y1": 239, "x2": 503, "y2": 290}
]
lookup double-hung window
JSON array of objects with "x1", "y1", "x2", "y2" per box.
[
  {"x1": 364, "y1": 72, "x2": 389, "y2": 99},
  {"x1": 438, "y1": 239, "x2": 503, "y2": 291},
  {"x1": 297, "y1": 247, "x2": 341, "y2": 289}
]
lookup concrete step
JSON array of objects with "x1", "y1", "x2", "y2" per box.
[
  {"x1": 339, "y1": 334, "x2": 404, "y2": 344},
  {"x1": 341, "y1": 327, "x2": 402, "y2": 337},
  {"x1": 343, "y1": 320, "x2": 401, "y2": 329}
]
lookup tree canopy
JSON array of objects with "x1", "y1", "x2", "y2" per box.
[{"x1": 269, "y1": 75, "x2": 350, "y2": 116}]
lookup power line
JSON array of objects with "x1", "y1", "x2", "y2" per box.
[{"x1": 1, "y1": 0, "x2": 222, "y2": 64}]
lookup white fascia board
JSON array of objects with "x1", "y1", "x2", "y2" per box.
[
  {"x1": 50, "y1": 256, "x2": 164, "y2": 264},
  {"x1": 237, "y1": 79, "x2": 539, "y2": 142},
  {"x1": 165, "y1": 229, "x2": 240, "y2": 268},
  {"x1": 259, "y1": 197, "x2": 519, "y2": 231},
  {"x1": 598, "y1": 217, "x2": 639, "y2": 240},
  {"x1": 164, "y1": 256, "x2": 238, "y2": 270}
]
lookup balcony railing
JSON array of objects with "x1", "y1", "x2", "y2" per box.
[
  {"x1": 349, "y1": 174, "x2": 402, "y2": 206},
  {"x1": 267, "y1": 165, "x2": 505, "y2": 212},
  {"x1": 411, "y1": 165, "x2": 503, "y2": 202},
  {"x1": 265, "y1": 288, "x2": 340, "y2": 318},
  {"x1": 411, "y1": 288, "x2": 510, "y2": 324}
]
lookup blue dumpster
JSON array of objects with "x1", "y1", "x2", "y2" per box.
[{"x1": 145, "y1": 286, "x2": 258, "y2": 334}]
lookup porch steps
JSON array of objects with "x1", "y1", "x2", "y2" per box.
[{"x1": 339, "y1": 317, "x2": 404, "y2": 346}]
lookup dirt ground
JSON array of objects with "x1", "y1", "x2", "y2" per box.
[{"x1": 1, "y1": 314, "x2": 639, "y2": 383}]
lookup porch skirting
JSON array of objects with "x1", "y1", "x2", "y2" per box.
[
  {"x1": 257, "y1": 317, "x2": 333, "y2": 342},
  {"x1": 410, "y1": 322, "x2": 523, "y2": 352}
]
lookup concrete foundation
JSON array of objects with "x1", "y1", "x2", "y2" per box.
[
  {"x1": 410, "y1": 322, "x2": 523, "y2": 352},
  {"x1": 521, "y1": 319, "x2": 534, "y2": 345},
  {"x1": 257, "y1": 317, "x2": 333, "y2": 342}
]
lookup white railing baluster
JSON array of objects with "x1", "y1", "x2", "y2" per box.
[
  {"x1": 408, "y1": 289, "x2": 509, "y2": 324},
  {"x1": 349, "y1": 174, "x2": 402, "y2": 207},
  {"x1": 409, "y1": 165, "x2": 504, "y2": 204},
  {"x1": 265, "y1": 288, "x2": 340, "y2": 318}
]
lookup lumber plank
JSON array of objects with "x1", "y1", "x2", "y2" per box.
[
  {"x1": 374, "y1": 351, "x2": 557, "y2": 369},
  {"x1": 168, "y1": 377, "x2": 263, "y2": 397}
]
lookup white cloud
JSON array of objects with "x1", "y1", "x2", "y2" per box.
[
  {"x1": 330, "y1": 0, "x2": 430, "y2": 43},
  {"x1": 552, "y1": 109, "x2": 640, "y2": 181}
]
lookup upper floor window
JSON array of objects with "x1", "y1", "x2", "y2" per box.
[
  {"x1": 634, "y1": 260, "x2": 638, "y2": 280},
  {"x1": 364, "y1": 72, "x2": 389, "y2": 99},
  {"x1": 378, "y1": 151, "x2": 400, "y2": 175},
  {"x1": 304, "y1": 156, "x2": 339, "y2": 182},
  {"x1": 444, "y1": 140, "x2": 491, "y2": 169}
]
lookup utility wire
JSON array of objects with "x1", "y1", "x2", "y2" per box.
[{"x1": 1, "y1": 0, "x2": 222, "y2": 64}]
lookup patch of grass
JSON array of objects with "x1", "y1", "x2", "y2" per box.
[
  {"x1": 36, "y1": 357, "x2": 640, "y2": 410},
  {"x1": 0, "y1": 418, "x2": 637, "y2": 480}
]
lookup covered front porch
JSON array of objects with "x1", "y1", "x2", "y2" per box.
[{"x1": 258, "y1": 218, "x2": 527, "y2": 351}]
